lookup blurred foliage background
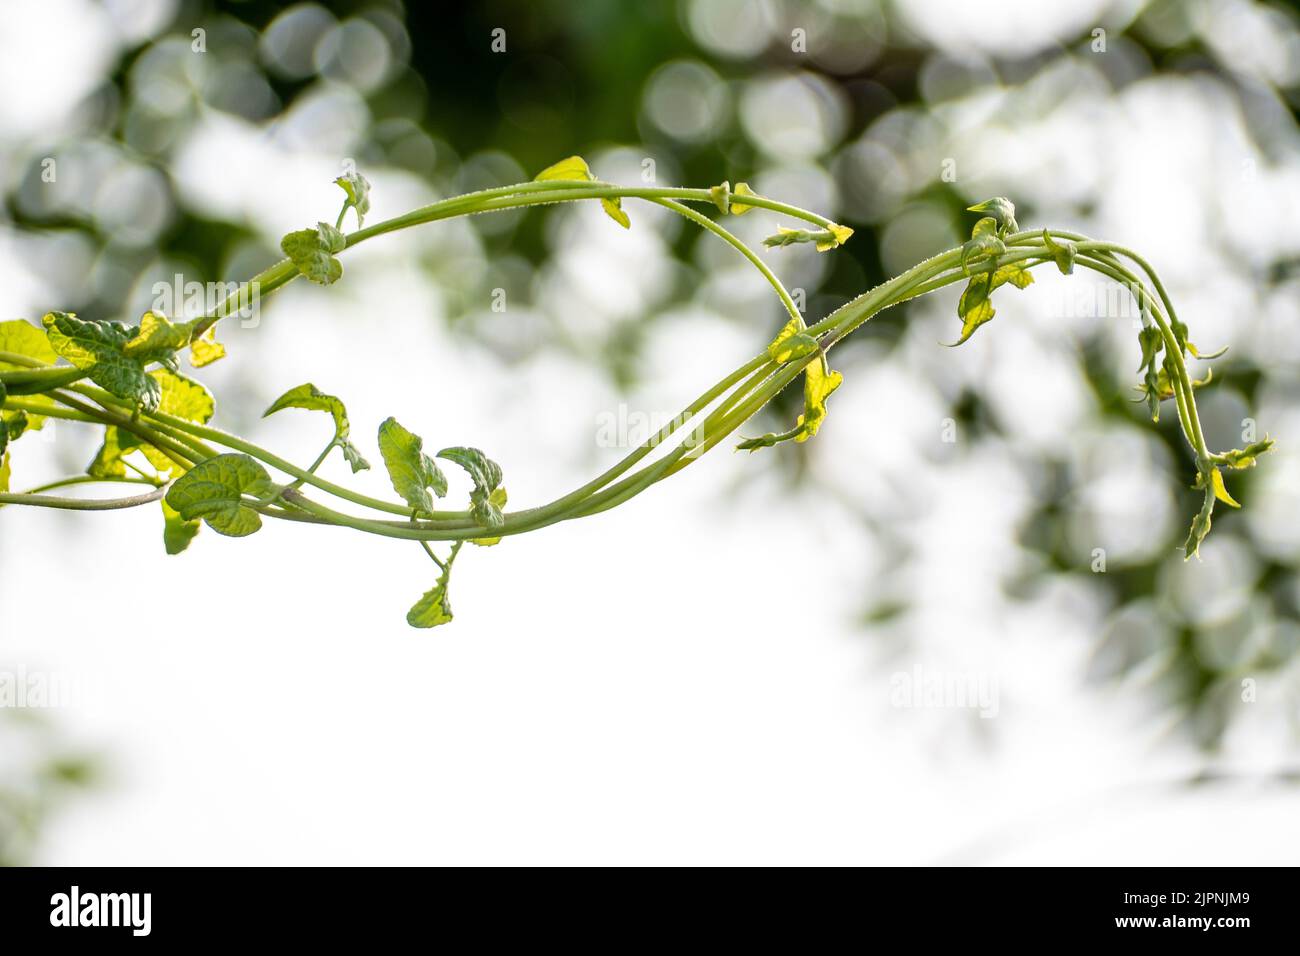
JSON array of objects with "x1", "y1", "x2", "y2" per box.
[{"x1": 3, "y1": 0, "x2": 1300, "y2": 861}]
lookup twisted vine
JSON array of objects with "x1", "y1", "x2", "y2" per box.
[{"x1": 0, "y1": 158, "x2": 1273, "y2": 627}]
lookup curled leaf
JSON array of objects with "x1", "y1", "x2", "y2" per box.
[
  {"x1": 190, "y1": 329, "x2": 226, "y2": 368},
  {"x1": 762, "y1": 226, "x2": 852, "y2": 252},
  {"x1": 1137, "y1": 326, "x2": 1163, "y2": 373},
  {"x1": 1183, "y1": 488, "x2": 1215, "y2": 560},
  {"x1": 1209, "y1": 468, "x2": 1240, "y2": 508},
  {"x1": 281, "y1": 222, "x2": 346, "y2": 285},
  {"x1": 470, "y1": 488, "x2": 508, "y2": 546},
  {"x1": 737, "y1": 360, "x2": 843, "y2": 451},
  {"x1": 1042, "y1": 230, "x2": 1076, "y2": 275},
  {"x1": 960, "y1": 227, "x2": 1005, "y2": 275},
  {"x1": 334, "y1": 171, "x2": 371, "y2": 228},
  {"x1": 967, "y1": 197, "x2": 1018, "y2": 235},
  {"x1": 378, "y1": 418, "x2": 447, "y2": 516},
  {"x1": 265, "y1": 383, "x2": 369, "y2": 473},
  {"x1": 1220, "y1": 438, "x2": 1274, "y2": 470},
  {"x1": 438, "y1": 446, "x2": 505, "y2": 528}
]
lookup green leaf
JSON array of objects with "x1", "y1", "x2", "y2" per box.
[
  {"x1": 762, "y1": 225, "x2": 854, "y2": 252},
  {"x1": 766, "y1": 317, "x2": 820, "y2": 364},
  {"x1": 153, "y1": 368, "x2": 214, "y2": 423},
  {"x1": 1209, "y1": 468, "x2": 1240, "y2": 508},
  {"x1": 265, "y1": 383, "x2": 369, "y2": 473},
  {"x1": 993, "y1": 261, "x2": 1034, "y2": 289},
  {"x1": 408, "y1": 552, "x2": 459, "y2": 628},
  {"x1": 438, "y1": 446, "x2": 505, "y2": 528},
  {"x1": 1042, "y1": 230, "x2": 1076, "y2": 275},
  {"x1": 162, "y1": 499, "x2": 200, "y2": 555},
  {"x1": 960, "y1": 223, "x2": 1005, "y2": 275},
  {"x1": 378, "y1": 418, "x2": 447, "y2": 515},
  {"x1": 281, "y1": 222, "x2": 346, "y2": 285},
  {"x1": 0, "y1": 451, "x2": 10, "y2": 493},
  {"x1": 87, "y1": 426, "x2": 141, "y2": 479},
  {"x1": 738, "y1": 360, "x2": 844, "y2": 451},
  {"x1": 967, "y1": 197, "x2": 1018, "y2": 235},
  {"x1": 947, "y1": 297, "x2": 995, "y2": 347},
  {"x1": 93, "y1": 370, "x2": 211, "y2": 478},
  {"x1": 123, "y1": 310, "x2": 195, "y2": 359},
  {"x1": 0, "y1": 319, "x2": 58, "y2": 370},
  {"x1": 1183, "y1": 487, "x2": 1215, "y2": 560},
  {"x1": 264, "y1": 380, "x2": 345, "y2": 430},
  {"x1": 165, "y1": 453, "x2": 276, "y2": 537},
  {"x1": 190, "y1": 329, "x2": 226, "y2": 368},
  {"x1": 534, "y1": 154, "x2": 629, "y2": 229},
  {"x1": 335, "y1": 171, "x2": 371, "y2": 228},
  {"x1": 1, "y1": 406, "x2": 30, "y2": 459},
  {"x1": 730, "y1": 182, "x2": 757, "y2": 215},
  {"x1": 1143, "y1": 366, "x2": 1161, "y2": 422},
  {"x1": 1220, "y1": 438, "x2": 1274, "y2": 470},
  {"x1": 470, "y1": 488, "x2": 508, "y2": 546},
  {"x1": 946, "y1": 259, "x2": 1034, "y2": 347},
  {"x1": 42, "y1": 311, "x2": 162, "y2": 411},
  {"x1": 0, "y1": 383, "x2": 8, "y2": 459},
  {"x1": 1149, "y1": 361, "x2": 1212, "y2": 404},
  {"x1": 534, "y1": 155, "x2": 594, "y2": 182},
  {"x1": 1137, "y1": 325, "x2": 1163, "y2": 373}
]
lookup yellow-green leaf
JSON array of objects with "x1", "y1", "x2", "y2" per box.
[
  {"x1": 190, "y1": 329, "x2": 226, "y2": 368},
  {"x1": 533, "y1": 154, "x2": 629, "y2": 229},
  {"x1": 0, "y1": 319, "x2": 57, "y2": 370},
  {"x1": 730, "y1": 182, "x2": 757, "y2": 215},
  {"x1": 1208, "y1": 468, "x2": 1240, "y2": 508},
  {"x1": 737, "y1": 360, "x2": 843, "y2": 451},
  {"x1": 1220, "y1": 438, "x2": 1274, "y2": 470},
  {"x1": 162, "y1": 499, "x2": 200, "y2": 555},
  {"x1": 766, "y1": 316, "x2": 819, "y2": 364},
  {"x1": 534, "y1": 155, "x2": 594, "y2": 182}
]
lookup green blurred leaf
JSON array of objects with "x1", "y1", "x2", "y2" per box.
[
  {"x1": 162, "y1": 498, "x2": 200, "y2": 555},
  {"x1": 0, "y1": 319, "x2": 58, "y2": 370}
]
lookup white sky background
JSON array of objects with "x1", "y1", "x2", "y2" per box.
[{"x1": 1, "y1": 0, "x2": 1299, "y2": 864}]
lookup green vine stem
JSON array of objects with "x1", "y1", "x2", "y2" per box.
[{"x1": 0, "y1": 159, "x2": 1273, "y2": 627}]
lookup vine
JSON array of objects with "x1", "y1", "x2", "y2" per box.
[{"x1": 0, "y1": 157, "x2": 1273, "y2": 627}]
